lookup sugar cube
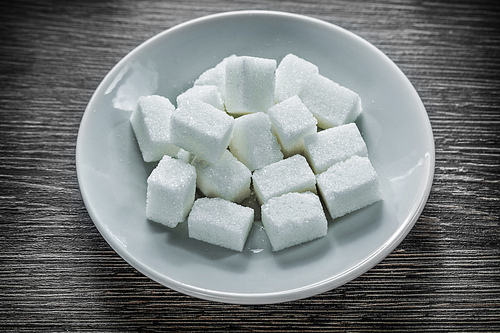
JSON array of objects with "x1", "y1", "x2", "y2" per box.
[
  {"x1": 191, "y1": 150, "x2": 251, "y2": 203},
  {"x1": 267, "y1": 95, "x2": 317, "y2": 157},
  {"x1": 275, "y1": 53, "x2": 319, "y2": 103},
  {"x1": 225, "y1": 56, "x2": 277, "y2": 115},
  {"x1": 130, "y1": 95, "x2": 180, "y2": 162},
  {"x1": 194, "y1": 54, "x2": 236, "y2": 101},
  {"x1": 229, "y1": 112, "x2": 283, "y2": 171},
  {"x1": 175, "y1": 148, "x2": 192, "y2": 164},
  {"x1": 176, "y1": 85, "x2": 224, "y2": 111},
  {"x1": 261, "y1": 192, "x2": 327, "y2": 251},
  {"x1": 316, "y1": 155, "x2": 381, "y2": 219},
  {"x1": 188, "y1": 197, "x2": 254, "y2": 251},
  {"x1": 299, "y1": 74, "x2": 362, "y2": 129},
  {"x1": 170, "y1": 100, "x2": 235, "y2": 164},
  {"x1": 252, "y1": 154, "x2": 317, "y2": 204},
  {"x1": 146, "y1": 156, "x2": 196, "y2": 228},
  {"x1": 303, "y1": 122, "x2": 368, "y2": 174}
]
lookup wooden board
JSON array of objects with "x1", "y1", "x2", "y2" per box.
[{"x1": 1, "y1": 1, "x2": 499, "y2": 331}]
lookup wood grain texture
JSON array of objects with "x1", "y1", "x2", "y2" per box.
[{"x1": 1, "y1": 0, "x2": 499, "y2": 331}]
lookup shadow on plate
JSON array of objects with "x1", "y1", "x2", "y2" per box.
[
  {"x1": 331, "y1": 201, "x2": 384, "y2": 245},
  {"x1": 272, "y1": 234, "x2": 332, "y2": 270},
  {"x1": 146, "y1": 219, "x2": 250, "y2": 273}
]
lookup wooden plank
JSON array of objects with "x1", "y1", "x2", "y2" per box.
[{"x1": 0, "y1": 0, "x2": 499, "y2": 331}]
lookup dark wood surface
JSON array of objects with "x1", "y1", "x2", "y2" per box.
[{"x1": 1, "y1": 0, "x2": 499, "y2": 331}]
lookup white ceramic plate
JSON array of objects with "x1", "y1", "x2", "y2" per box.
[{"x1": 76, "y1": 11, "x2": 434, "y2": 304}]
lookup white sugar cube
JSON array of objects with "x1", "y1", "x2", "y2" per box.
[
  {"x1": 176, "y1": 85, "x2": 224, "y2": 111},
  {"x1": 191, "y1": 150, "x2": 251, "y2": 203},
  {"x1": 316, "y1": 155, "x2": 382, "y2": 219},
  {"x1": 275, "y1": 53, "x2": 319, "y2": 103},
  {"x1": 130, "y1": 95, "x2": 180, "y2": 162},
  {"x1": 304, "y1": 123, "x2": 368, "y2": 174},
  {"x1": 225, "y1": 56, "x2": 277, "y2": 115},
  {"x1": 175, "y1": 148, "x2": 192, "y2": 164},
  {"x1": 170, "y1": 100, "x2": 235, "y2": 164},
  {"x1": 261, "y1": 192, "x2": 327, "y2": 251},
  {"x1": 252, "y1": 154, "x2": 317, "y2": 204},
  {"x1": 146, "y1": 156, "x2": 196, "y2": 228},
  {"x1": 267, "y1": 95, "x2": 317, "y2": 157},
  {"x1": 188, "y1": 197, "x2": 254, "y2": 251},
  {"x1": 229, "y1": 112, "x2": 283, "y2": 171},
  {"x1": 194, "y1": 54, "x2": 236, "y2": 101},
  {"x1": 299, "y1": 74, "x2": 362, "y2": 129}
]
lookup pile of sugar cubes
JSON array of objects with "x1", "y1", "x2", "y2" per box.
[{"x1": 130, "y1": 53, "x2": 382, "y2": 252}]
